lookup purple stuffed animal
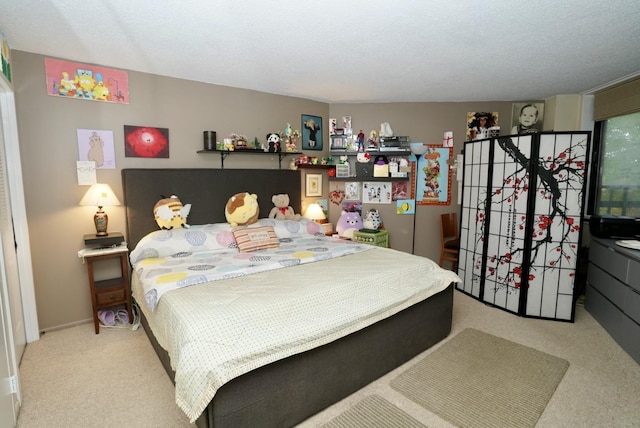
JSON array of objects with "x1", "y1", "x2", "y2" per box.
[{"x1": 336, "y1": 210, "x2": 363, "y2": 239}]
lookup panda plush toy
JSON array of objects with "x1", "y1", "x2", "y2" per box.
[
  {"x1": 266, "y1": 133, "x2": 281, "y2": 153},
  {"x1": 362, "y1": 209, "x2": 383, "y2": 231}
]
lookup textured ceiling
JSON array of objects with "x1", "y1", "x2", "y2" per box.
[{"x1": 1, "y1": 0, "x2": 640, "y2": 103}]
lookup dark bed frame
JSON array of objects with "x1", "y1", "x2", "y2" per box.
[{"x1": 122, "y1": 168, "x2": 453, "y2": 428}]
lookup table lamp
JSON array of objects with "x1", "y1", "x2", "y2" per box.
[
  {"x1": 79, "y1": 183, "x2": 121, "y2": 236},
  {"x1": 410, "y1": 143, "x2": 428, "y2": 254},
  {"x1": 304, "y1": 203, "x2": 327, "y2": 223}
]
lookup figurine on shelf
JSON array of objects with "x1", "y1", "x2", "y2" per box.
[
  {"x1": 367, "y1": 130, "x2": 378, "y2": 150},
  {"x1": 279, "y1": 123, "x2": 300, "y2": 152},
  {"x1": 287, "y1": 129, "x2": 300, "y2": 152},
  {"x1": 357, "y1": 129, "x2": 365, "y2": 152},
  {"x1": 229, "y1": 133, "x2": 248, "y2": 149},
  {"x1": 295, "y1": 155, "x2": 309, "y2": 166}
]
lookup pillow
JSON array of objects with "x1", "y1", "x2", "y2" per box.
[
  {"x1": 225, "y1": 192, "x2": 259, "y2": 227},
  {"x1": 130, "y1": 223, "x2": 236, "y2": 264},
  {"x1": 232, "y1": 226, "x2": 280, "y2": 252},
  {"x1": 255, "y1": 218, "x2": 324, "y2": 238},
  {"x1": 153, "y1": 195, "x2": 191, "y2": 229}
]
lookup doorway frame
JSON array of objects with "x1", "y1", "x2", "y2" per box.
[{"x1": 0, "y1": 74, "x2": 39, "y2": 344}]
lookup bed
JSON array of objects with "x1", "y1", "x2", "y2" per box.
[{"x1": 122, "y1": 168, "x2": 459, "y2": 427}]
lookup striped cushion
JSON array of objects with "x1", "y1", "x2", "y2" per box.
[{"x1": 233, "y1": 226, "x2": 279, "y2": 252}]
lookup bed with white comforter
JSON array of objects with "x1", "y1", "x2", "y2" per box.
[
  {"x1": 130, "y1": 219, "x2": 460, "y2": 423},
  {"x1": 122, "y1": 167, "x2": 460, "y2": 428}
]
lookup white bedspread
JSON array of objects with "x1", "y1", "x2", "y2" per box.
[
  {"x1": 133, "y1": 231, "x2": 372, "y2": 311},
  {"x1": 132, "y1": 246, "x2": 461, "y2": 422}
]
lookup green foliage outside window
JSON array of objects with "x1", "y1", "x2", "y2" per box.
[{"x1": 596, "y1": 111, "x2": 640, "y2": 217}]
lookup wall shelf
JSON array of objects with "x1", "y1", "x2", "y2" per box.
[
  {"x1": 296, "y1": 164, "x2": 335, "y2": 170},
  {"x1": 330, "y1": 150, "x2": 411, "y2": 157},
  {"x1": 329, "y1": 176, "x2": 409, "y2": 182},
  {"x1": 197, "y1": 149, "x2": 301, "y2": 169}
]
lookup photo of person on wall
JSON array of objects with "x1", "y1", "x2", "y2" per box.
[{"x1": 511, "y1": 102, "x2": 544, "y2": 135}]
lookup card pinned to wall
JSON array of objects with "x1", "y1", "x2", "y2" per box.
[
  {"x1": 363, "y1": 182, "x2": 392, "y2": 204},
  {"x1": 443, "y1": 131, "x2": 453, "y2": 147},
  {"x1": 316, "y1": 198, "x2": 328, "y2": 213},
  {"x1": 397, "y1": 199, "x2": 415, "y2": 215},
  {"x1": 345, "y1": 182, "x2": 361, "y2": 200},
  {"x1": 77, "y1": 161, "x2": 96, "y2": 185}
]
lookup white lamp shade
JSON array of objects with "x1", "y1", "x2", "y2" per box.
[
  {"x1": 79, "y1": 183, "x2": 121, "y2": 207},
  {"x1": 304, "y1": 203, "x2": 326, "y2": 221},
  {"x1": 410, "y1": 142, "x2": 428, "y2": 156}
]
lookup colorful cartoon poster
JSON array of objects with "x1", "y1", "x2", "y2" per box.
[
  {"x1": 413, "y1": 145, "x2": 453, "y2": 205},
  {"x1": 45, "y1": 57, "x2": 129, "y2": 103}
]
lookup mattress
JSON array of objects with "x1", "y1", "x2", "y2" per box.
[{"x1": 132, "y1": 245, "x2": 461, "y2": 422}]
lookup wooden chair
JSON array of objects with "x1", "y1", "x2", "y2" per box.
[{"x1": 440, "y1": 212, "x2": 459, "y2": 271}]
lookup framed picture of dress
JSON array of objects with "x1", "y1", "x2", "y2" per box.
[{"x1": 302, "y1": 114, "x2": 323, "y2": 150}]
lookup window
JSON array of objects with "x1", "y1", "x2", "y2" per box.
[{"x1": 589, "y1": 111, "x2": 640, "y2": 216}]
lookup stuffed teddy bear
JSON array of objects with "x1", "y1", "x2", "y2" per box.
[
  {"x1": 336, "y1": 210, "x2": 363, "y2": 239},
  {"x1": 154, "y1": 195, "x2": 191, "y2": 229},
  {"x1": 269, "y1": 194, "x2": 301, "y2": 220},
  {"x1": 225, "y1": 192, "x2": 259, "y2": 227}
]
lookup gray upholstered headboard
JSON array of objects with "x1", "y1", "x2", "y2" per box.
[{"x1": 122, "y1": 168, "x2": 302, "y2": 249}]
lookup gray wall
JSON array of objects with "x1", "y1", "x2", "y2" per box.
[{"x1": 13, "y1": 50, "x2": 516, "y2": 331}]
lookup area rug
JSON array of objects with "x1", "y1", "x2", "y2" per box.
[
  {"x1": 321, "y1": 395, "x2": 426, "y2": 428},
  {"x1": 390, "y1": 328, "x2": 569, "y2": 428}
]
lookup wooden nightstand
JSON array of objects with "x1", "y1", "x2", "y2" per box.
[{"x1": 79, "y1": 242, "x2": 132, "y2": 334}]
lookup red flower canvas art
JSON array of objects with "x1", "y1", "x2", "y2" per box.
[{"x1": 124, "y1": 125, "x2": 169, "y2": 158}]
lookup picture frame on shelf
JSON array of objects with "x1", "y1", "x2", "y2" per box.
[
  {"x1": 305, "y1": 173, "x2": 323, "y2": 197},
  {"x1": 330, "y1": 135, "x2": 346, "y2": 150},
  {"x1": 302, "y1": 114, "x2": 323, "y2": 151}
]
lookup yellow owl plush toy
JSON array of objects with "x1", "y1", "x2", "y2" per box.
[
  {"x1": 154, "y1": 195, "x2": 191, "y2": 229},
  {"x1": 225, "y1": 192, "x2": 259, "y2": 227}
]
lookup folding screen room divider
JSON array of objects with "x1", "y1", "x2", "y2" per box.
[{"x1": 457, "y1": 132, "x2": 591, "y2": 322}]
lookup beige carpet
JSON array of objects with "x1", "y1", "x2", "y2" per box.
[
  {"x1": 16, "y1": 324, "x2": 191, "y2": 427},
  {"x1": 391, "y1": 328, "x2": 569, "y2": 428},
  {"x1": 322, "y1": 395, "x2": 426, "y2": 428},
  {"x1": 16, "y1": 291, "x2": 640, "y2": 427}
]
